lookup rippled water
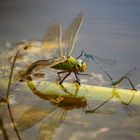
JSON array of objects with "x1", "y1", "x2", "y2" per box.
[{"x1": 0, "y1": 0, "x2": 140, "y2": 140}]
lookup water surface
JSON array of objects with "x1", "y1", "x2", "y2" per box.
[{"x1": 0, "y1": 0, "x2": 140, "y2": 140}]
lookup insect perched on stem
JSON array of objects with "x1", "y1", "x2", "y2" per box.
[
  {"x1": 15, "y1": 12, "x2": 88, "y2": 85},
  {"x1": 11, "y1": 12, "x2": 135, "y2": 88},
  {"x1": 84, "y1": 52, "x2": 136, "y2": 90}
]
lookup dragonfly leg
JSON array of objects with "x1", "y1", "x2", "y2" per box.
[
  {"x1": 118, "y1": 88, "x2": 137, "y2": 116},
  {"x1": 59, "y1": 72, "x2": 71, "y2": 85},
  {"x1": 77, "y1": 72, "x2": 91, "y2": 77},
  {"x1": 112, "y1": 80, "x2": 137, "y2": 116},
  {"x1": 74, "y1": 72, "x2": 91, "y2": 84},
  {"x1": 57, "y1": 71, "x2": 69, "y2": 80},
  {"x1": 121, "y1": 91, "x2": 136, "y2": 105},
  {"x1": 85, "y1": 94, "x2": 114, "y2": 113},
  {"x1": 112, "y1": 76, "x2": 136, "y2": 90},
  {"x1": 111, "y1": 76, "x2": 137, "y2": 111},
  {"x1": 76, "y1": 50, "x2": 84, "y2": 59},
  {"x1": 74, "y1": 71, "x2": 80, "y2": 85}
]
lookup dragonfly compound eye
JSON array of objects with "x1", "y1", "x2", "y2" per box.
[
  {"x1": 77, "y1": 59, "x2": 83, "y2": 66},
  {"x1": 77, "y1": 59, "x2": 87, "y2": 72}
]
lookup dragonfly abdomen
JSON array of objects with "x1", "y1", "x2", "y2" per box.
[
  {"x1": 18, "y1": 59, "x2": 55, "y2": 81},
  {"x1": 26, "y1": 59, "x2": 54, "y2": 74}
]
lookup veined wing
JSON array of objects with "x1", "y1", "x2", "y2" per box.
[
  {"x1": 41, "y1": 22, "x2": 62, "y2": 58},
  {"x1": 15, "y1": 101, "x2": 67, "y2": 132},
  {"x1": 38, "y1": 109, "x2": 67, "y2": 140},
  {"x1": 93, "y1": 55, "x2": 116, "y2": 66},
  {"x1": 15, "y1": 103, "x2": 58, "y2": 131},
  {"x1": 62, "y1": 12, "x2": 84, "y2": 57},
  {"x1": 84, "y1": 53, "x2": 116, "y2": 67}
]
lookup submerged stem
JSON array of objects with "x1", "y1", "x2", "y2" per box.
[
  {"x1": 5, "y1": 50, "x2": 22, "y2": 140},
  {"x1": 6, "y1": 50, "x2": 20, "y2": 100},
  {"x1": 0, "y1": 110, "x2": 9, "y2": 140}
]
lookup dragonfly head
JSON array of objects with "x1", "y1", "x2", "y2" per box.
[{"x1": 77, "y1": 59, "x2": 87, "y2": 72}]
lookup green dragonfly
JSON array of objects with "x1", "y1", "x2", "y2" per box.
[
  {"x1": 10, "y1": 12, "x2": 135, "y2": 88},
  {"x1": 5, "y1": 12, "x2": 119, "y2": 86},
  {"x1": 11, "y1": 12, "x2": 88, "y2": 85}
]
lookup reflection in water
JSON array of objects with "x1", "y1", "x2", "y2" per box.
[
  {"x1": 16, "y1": 79, "x2": 115, "y2": 140},
  {"x1": 0, "y1": 110, "x2": 9, "y2": 140},
  {"x1": 37, "y1": 108, "x2": 66, "y2": 140},
  {"x1": 86, "y1": 87, "x2": 137, "y2": 117},
  {"x1": 14, "y1": 75, "x2": 138, "y2": 140},
  {"x1": 16, "y1": 103, "x2": 67, "y2": 140}
]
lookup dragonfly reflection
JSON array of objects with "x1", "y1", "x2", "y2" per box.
[{"x1": 15, "y1": 78, "x2": 115, "y2": 140}]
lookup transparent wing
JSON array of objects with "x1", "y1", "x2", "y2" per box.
[
  {"x1": 122, "y1": 104, "x2": 138, "y2": 117},
  {"x1": 62, "y1": 12, "x2": 84, "y2": 57},
  {"x1": 93, "y1": 55, "x2": 116, "y2": 66},
  {"x1": 41, "y1": 22, "x2": 62, "y2": 58},
  {"x1": 84, "y1": 53, "x2": 117, "y2": 67},
  {"x1": 124, "y1": 67, "x2": 138, "y2": 78},
  {"x1": 38, "y1": 110, "x2": 67, "y2": 140},
  {"x1": 15, "y1": 102, "x2": 57, "y2": 131}
]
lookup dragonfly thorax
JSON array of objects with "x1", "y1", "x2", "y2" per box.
[{"x1": 52, "y1": 56, "x2": 87, "y2": 72}]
